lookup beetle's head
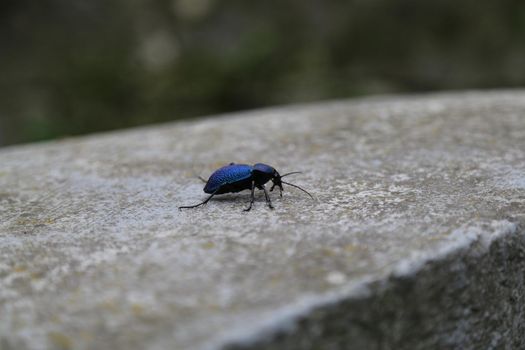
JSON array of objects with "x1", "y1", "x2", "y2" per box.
[
  {"x1": 270, "y1": 170, "x2": 284, "y2": 197},
  {"x1": 270, "y1": 170, "x2": 313, "y2": 200}
]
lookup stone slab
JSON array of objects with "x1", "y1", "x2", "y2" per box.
[{"x1": 0, "y1": 91, "x2": 524, "y2": 349}]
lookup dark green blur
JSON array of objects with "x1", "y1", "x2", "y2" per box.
[{"x1": 1, "y1": 0, "x2": 524, "y2": 146}]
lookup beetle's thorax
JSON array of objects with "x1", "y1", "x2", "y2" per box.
[{"x1": 252, "y1": 163, "x2": 278, "y2": 186}]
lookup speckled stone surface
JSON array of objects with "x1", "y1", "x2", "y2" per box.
[{"x1": 0, "y1": 91, "x2": 524, "y2": 350}]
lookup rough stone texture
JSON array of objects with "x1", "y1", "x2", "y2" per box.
[{"x1": 0, "y1": 91, "x2": 524, "y2": 350}]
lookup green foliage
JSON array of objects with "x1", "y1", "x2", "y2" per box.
[{"x1": 1, "y1": 0, "x2": 525, "y2": 145}]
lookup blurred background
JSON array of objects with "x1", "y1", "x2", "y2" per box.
[{"x1": 1, "y1": 0, "x2": 524, "y2": 147}]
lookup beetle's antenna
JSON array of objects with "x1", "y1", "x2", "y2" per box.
[
  {"x1": 280, "y1": 171, "x2": 302, "y2": 178},
  {"x1": 281, "y1": 181, "x2": 314, "y2": 199}
]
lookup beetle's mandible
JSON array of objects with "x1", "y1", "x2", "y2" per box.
[{"x1": 179, "y1": 163, "x2": 313, "y2": 211}]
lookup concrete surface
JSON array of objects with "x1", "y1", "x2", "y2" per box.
[{"x1": 0, "y1": 91, "x2": 524, "y2": 350}]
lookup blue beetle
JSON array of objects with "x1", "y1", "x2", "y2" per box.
[{"x1": 179, "y1": 163, "x2": 313, "y2": 211}]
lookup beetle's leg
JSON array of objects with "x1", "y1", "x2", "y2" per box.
[
  {"x1": 179, "y1": 189, "x2": 219, "y2": 210},
  {"x1": 244, "y1": 181, "x2": 256, "y2": 212},
  {"x1": 262, "y1": 185, "x2": 274, "y2": 209},
  {"x1": 197, "y1": 175, "x2": 207, "y2": 183}
]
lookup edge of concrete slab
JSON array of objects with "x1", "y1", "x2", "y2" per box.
[{"x1": 219, "y1": 219, "x2": 524, "y2": 350}]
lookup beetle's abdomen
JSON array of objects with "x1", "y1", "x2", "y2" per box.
[{"x1": 204, "y1": 164, "x2": 253, "y2": 194}]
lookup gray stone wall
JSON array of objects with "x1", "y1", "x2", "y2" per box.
[{"x1": 0, "y1": 91, "x2": 524, "y2": 349}]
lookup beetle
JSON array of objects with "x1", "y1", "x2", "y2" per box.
[{"x1": 179, "y1": 163, "x2": 313, "y2": 211}]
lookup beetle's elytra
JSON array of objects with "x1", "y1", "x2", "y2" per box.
[{"x1": 179, "y1": 162, "x2": 313, "y2": 211}]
